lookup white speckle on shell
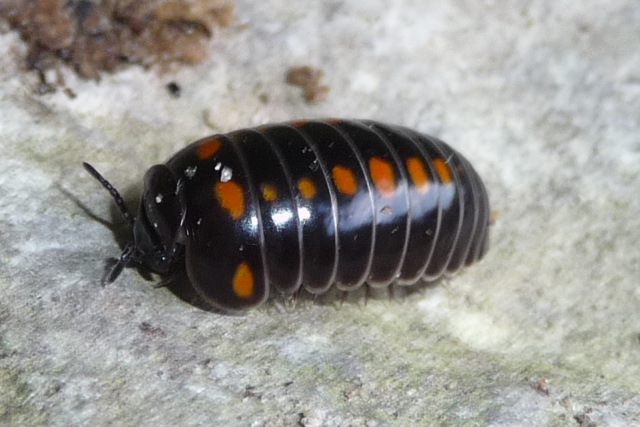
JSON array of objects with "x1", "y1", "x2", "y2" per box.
[{"x1": 220, "y1": 166, "x2": 233, "y2": 182}]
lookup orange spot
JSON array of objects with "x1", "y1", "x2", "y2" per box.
[
  {"x1": 215, "y1": 181, "x2": 245, "y2": 219},
  {"x1": 406, "y1": 157, "x2": 429, "y2": 192},
  {"x1": 261, "y1": 183, "x2": 277, "y2": 202},
  {"x1": 232, "y1": 262, "x2": 254, "y2": 299},
  {"x1": 196, "y1": 139, "x2": 221, "y2": 160},
  {"x1": 289, "y1": 120, "x2": 309, "y2": 128},
  {"x1": 297, "y1": 178, "x2": 317, "y2": 199},
  {"x1": 369, "y1": 157, "x2": 395, "y2": 196},
  {"x1": 433, "y1": 158, "x2": 452, "y2": 184},
  {"x1": 332, "y1": 165, "x2": 357, "y2": 196},
  {"x1": 325, "y1": 118, "x2": 341, "y2": 125}
]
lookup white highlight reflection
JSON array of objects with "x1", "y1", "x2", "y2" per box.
[
  {"x1": 297, "y1": 206, "x2": 311, "y2": 221},
  {"x1": 272, "y1": 209, "x2": 293, "y2": 226}
]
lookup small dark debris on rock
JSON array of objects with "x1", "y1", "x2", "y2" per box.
[
  {"x1": 243, "y1": 385, "x2": 262, "y2": 400},
  {"x1": 573, "y1": 413, "x2": 597, "y2": 427},
  {"x1": 286, "y1": 65, "x2": 329, "y2": 104},
  {"x1": 0, "y1": 0, "x2": 234, "y2": 80},
  {"x1": 138, "y1": 321, "x2": 166, "y2": 338},
  {"x1": 34, "y1": 67, "x2": 76, "y2": 98},
  {"x1": 166, "y1": 81, "x2": 181, "y2": 98},
  {"x1": 532, "y1": 377, "x2": 549, "y2": 396}
]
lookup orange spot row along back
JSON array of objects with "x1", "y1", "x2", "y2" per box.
[
  {"x1": 197, "y1": 139, "x2": 221, "y2": 160},
  {"x1": 331, "y1": 165, "x2": 357, "y2": 196},
  {"x1": 368, "y1": 157, "x2": 395, "y2": 196},
  {"x1": 406, "y1": 157, "x2": 429, "y2": 192},
  {"x1": 233, "y1": 261, "x2": 254, "y2": 298},
  {"x1": 215, "y1": 181, "x2": 245, "y2": 219}
]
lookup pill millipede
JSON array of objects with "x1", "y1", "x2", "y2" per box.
[{"x1": 84, "y1": 119, "x2": 490, "y2": 311}]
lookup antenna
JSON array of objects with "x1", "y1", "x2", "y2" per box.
[{"x1": 83, "y1": 162, "x2": 135, "y2": 226}]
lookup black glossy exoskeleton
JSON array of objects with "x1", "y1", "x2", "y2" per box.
[{"x1": 84, "y1": 119, "x2": 490, "y2": 311}]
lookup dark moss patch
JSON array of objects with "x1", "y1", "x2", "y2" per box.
[{"x1": 0, "y1": 0, "x2": 234, "y2": 79}]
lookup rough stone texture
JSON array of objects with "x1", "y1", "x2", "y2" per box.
[{"x1": 1, "y1": 1, "x2": 639, "y2": 426}]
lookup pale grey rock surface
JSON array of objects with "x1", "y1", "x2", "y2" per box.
[{"x1": 1, "y1": 1, "x2": 639, "y2": 426}]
